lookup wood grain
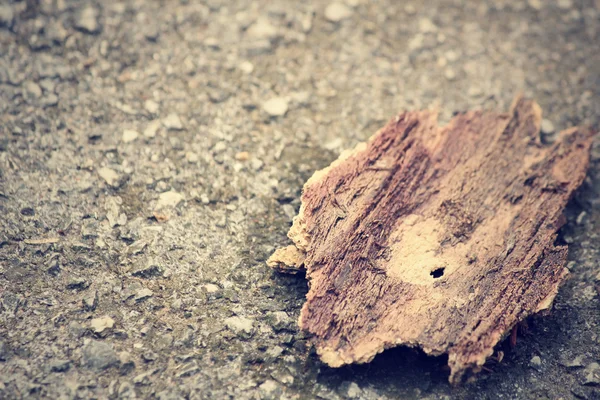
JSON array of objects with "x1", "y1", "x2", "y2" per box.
[{"x1": 268, "y1": 97, "x2": 594, "y2": 383}]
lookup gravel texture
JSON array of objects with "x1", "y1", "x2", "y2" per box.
[{"x1": 0, "y1": 0, "x2": 599, "y2": 399}]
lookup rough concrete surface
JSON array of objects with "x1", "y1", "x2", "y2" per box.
[{"x1": 0, "y1": 0, "x2": 599, "y2": 399}]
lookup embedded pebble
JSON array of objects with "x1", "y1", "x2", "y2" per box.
[
  {"x1": 266, "y1": 311, "x2": 293, "y2": 332},
  {"x1": 75, "y1": 7, "x2": 101, "y2": 34},
  {"x1": 584, "y1": 362, "x2": 600, "y2": 385},
  {"x1": 46, "y1": 21, "x2": 68, "y2": 43},
  {"x1": 419, "y1": 18, "x2": 437, "y2": 33},
  {"x1": 247, "y1": 19, "x2": 279, "y2": 40},
  {"x1": 577, "y1": 211, "x2": 588, "y2": 225},
  {"x1": 50, "y1": 359, "x2": 71, "y2": 373},
  {"x1": 541, "y1": 119, "x2": 555, "y2": 135},
  {"x1": 225, "y1": 316, "x2": 255, "y2": 338},
  {"x1": 528, "y1": 0, "x2": 543, "y2": 10},
  {"x1": 41, "y1": 94, "x2": 59, "y2": 108},
  {"x1": 144, "y1": 120, "x2": 161, "y2": 138},
  {"x1": 105, "y1": 196, "x2": 127, "y2": 227},
  {"x1": 258, "y1": 380, "x2": 281, "y2": 400},
  {"x1": 144, "y1": 100, "x2": 159, "y2": 114},
  {"x1": 340, "y1": 381, "x2": 362, "y2": 399},
  {"x1": 562, "y1": 355, "x2": 585, "y2": 368},
  {"x1": 131, "y1": 259, "x2": 163, "y2": 278},
  {"x1": 98, "y1": 167, "x2": 122, "y2": 188},
  {"x1": 445, "y1": 68, "x2": 457, "y2": 81},
  {"x1": 162, "y1": 113, "x2": 183, "y2": 131},
  {"x1": 135, "y1": 288, "x2": 154, "y2": 303},
  {"x1": 325, "y1": 3, "x2": 353, "y2": 22},
  {"x1": 235, "y1": 151, "x2": 250, "y2": 161},
  {"x1": 83, "y1": 291, "x2": 98, "y2": 311},
  {"x1": 0, "y1": 5, "x2": 14, "y2": 28},
  {"x1": 91, "y1": 316, "x2": 115, "y2": 334},
  {"x1": 185, "y1": 152, "x2": 199, "y2": 163},
  {"x1": 530, "y1": 355, "x2": 542, "y2": 370},
  {"x1": 155, "y1": 191, "x2": 184, "y2": 209},
  {"x1": 122, "y1": 129, "x2": 139, "y2": 143},
  {"x1": 557, "y1": 0, "x2": 573, "y2": 9},
  {"x1": 67, "y1": 278, "x2": 89, "y2": 291},
  {"x1": 262, "y1": 97, "x2": 289, "y2": 117},
  {"x1": 24, "y1": 81, "x2": 42, "y2": 99},
  {"x1": 204, "y1": 284, "x2": 220, "y2": 293},
  {"x1": 82, "y1": 340, "x2": 119, "y2": 370},
  {"x1": 177, "y1": 361, "x2": 200, "y2": 378},
  {"x1": 239, "y1": 61, "x2": 254, "y2": 74}
]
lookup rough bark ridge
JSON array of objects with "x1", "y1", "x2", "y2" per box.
[{"x1": 268, "y1": 97, "x2": 594, "y2": 383}]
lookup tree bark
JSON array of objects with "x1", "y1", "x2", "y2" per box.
[{"x1": 268, "y1": 97, "x2": 594, "y2": 383}]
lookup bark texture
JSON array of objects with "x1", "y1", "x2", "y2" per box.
[{"x1": 267, "y1": 97, "x2": 595, "y2": 383}]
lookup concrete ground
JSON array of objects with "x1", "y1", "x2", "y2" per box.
[{"x1": 1, "y1": 0, "x2": 599, "y2": 399}]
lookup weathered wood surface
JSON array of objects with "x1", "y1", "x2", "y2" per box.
[{"x1": 267, "y1": 97, "x2": 594, "y2": 383}]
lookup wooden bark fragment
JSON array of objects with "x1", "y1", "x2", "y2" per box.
[{"x1": 268, "y1": 97, "x2": 594, "y2": 383}]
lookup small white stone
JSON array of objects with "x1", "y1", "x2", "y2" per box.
[
  {"x1": 25, "y1": 81, "x2": 42, "y2": 98},
  {"x1": 262, "y1": 97, "x2": 289, "y2": 117},
  {"x1": 144, "y1": 99, "x2": 159, "y2": 114},
  {"x1": 91, "y1": 316, "x2": 115, "y2": 333},
  {"x1": 541, "y1": 119, "x2": 555, "y2": 135},
  {"x1": 419, "y1": 18, "x2": 437, "y2": 33},
  {"x1": 170, "y1": 298, "x2": 182, "y2": 310},
  {"x1": 246, "y1": 19, "x2": 278, "y2": 40},
  {"x1": 122, "y1": 129, "x2": 139, "y2": 143},
  {"x1": 445, "y1": 50, "x2": 459, "y2": 62},
  {"x1": 135, "y1": 288, "x2": 153, "y2": 302},
  {"x1": 144, "y1": 120, "x2": 161, "y2": 138},
  {"x1": 204, "y1": 284, "x2": 220, "y2": 293},
  {"x1": 408, "y1": 34, "x2": 424, "y2": 51},
  {"x1": 583, "y1": 285, "x2": 597, "y2": 301},
  {"x1": 75, "y1": 6, "x2": 100, "y2": 34},
  {"x1": 530, "y1": 355, "x2": 542, "y2": 368},
  {"x1": 301, "y1": 14, "x2": 313, "y2": 32},
  {"x1": 105, "y1": 196, "x2": 126, "y2": 227},
  {"x1": 577, "y1": 211, "x2": 588, "y2": 225},
  {"x1": 325, "y1": 3, "x2": 353, "y2": 22},
  {"x1": 224, "y1": 316, "x2": 254, "y2": 335},
  {"x1": 98, "y1": 167, "x2": 121, "y2": 187},
  {"x1": 324, "y1": 138, "x2": 344, "y2": 151},
  {"x1": 345, "y1": 382, "x2": 362, "y2": 399},
  {"x1": 259, "y1": 380, "x2": 279, "y2": 395},
  {"x1": 162, "y1": 113, "x2": 183, "y2": 131},
  {"x1": 0, "y1": 5, "x2": 15, "y2": 27},
  {"x1": 185, "y1": 152, "x2": 199, "y2": 163},
  {"x1": 528, "y1": 0, "x2": 543, "y2": 10},
  {"x1": 468, "y1": 86, "x2": 483, "y2": 97},
  {"x1": 291, "y1": 91, "x2": 310, "y2": 105},
  {"x1": 204, "y1": 37, "x2": 219, "y2": 49},
  {"x1": 239, "y1": 61, "x2": 254, "y2": 74},
  {"x1": 444, "y1": 68, "x2": 457, "y2": 81},
  {"x1": 213, "y1": 141, "x2": 227, "y2": 153},
  {"x1": 557, "y1": 0, "x2": 573, "y2": 9},
  {"x1": 155, "y1": 191, "x2": 184, "y2": 210}
]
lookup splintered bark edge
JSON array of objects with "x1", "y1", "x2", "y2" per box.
[{"x1": 268, "y1": 97, "x2": 595, "y2": 384}]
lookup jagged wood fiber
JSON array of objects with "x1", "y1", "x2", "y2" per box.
[{"x1": 268, "y1": 97, "x2": 594, "y2": 383}]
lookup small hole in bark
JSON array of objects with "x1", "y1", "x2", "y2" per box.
[{"x1": 430, "y1": 267, "x2": 445, "y2": 279}]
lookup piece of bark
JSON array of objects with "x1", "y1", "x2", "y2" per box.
[{"x1": 268, "y1": 97, "x2": 594, "y2": 384}]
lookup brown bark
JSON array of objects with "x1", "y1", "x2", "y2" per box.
[{"x1": 267, "y1": 97, "x2": 595, "y2": 383}]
